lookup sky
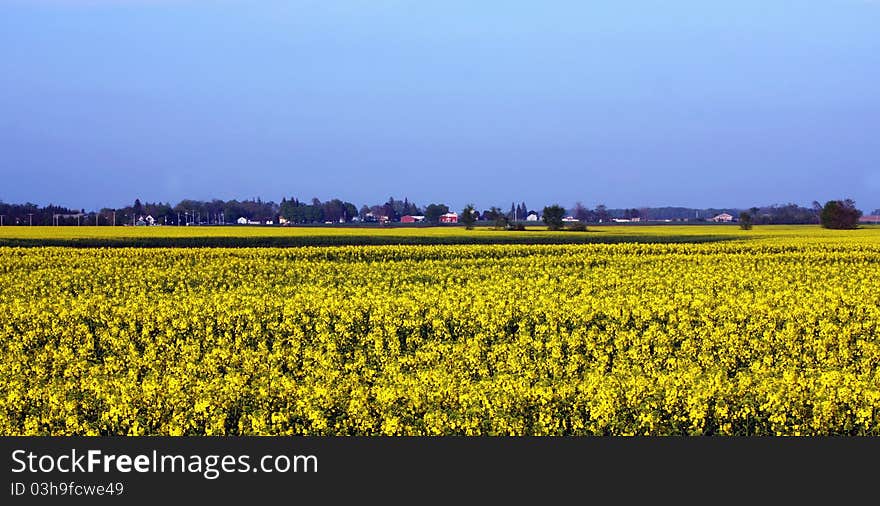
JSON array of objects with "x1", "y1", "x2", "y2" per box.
[{"x1": 1, "y1": 0, "x2": 878, "y2": 212}]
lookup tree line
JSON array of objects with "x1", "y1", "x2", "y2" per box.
[{"x1": 0, "y1": 197, "x2": 871, "y2": 229}]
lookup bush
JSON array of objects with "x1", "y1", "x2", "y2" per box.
[
  {"x1": 508, "y1": 223, "x2": 526, "y2": 231},
  {"x1": 566, "y1": 222, "x2": 588, "y2": 232},
  {"x1": 820, "y1": 199, "x2": 861, "y2": 229}
]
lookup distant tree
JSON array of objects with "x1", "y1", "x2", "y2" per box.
[
  {"x1": 820, "y1": 199, "x2": 861, "y2": 229},
  {"x1": 485, "y1": 206, "x2": 507, "y2": 229},
  {"x1": 573, "y1": 202, "x2": 590, "y2": 222},
  {"x1": 322, "y1": 199, "x2": 347, "y2": 223},
  {"x1": 461, "y1": 204, "x2": 476, "y2": 230},
  {"x1": 343, "y1": 202, "x2": 358, "y2": 222},
  {"x1": 424, "y1": 203, "x2": 449, "y2": 224},
  {"x1": 739, "y1": 211, "x2": 753, "y2": 230},
  {"x1": 742, "y1": 207, "x2": 763, "y2": 225},
  {"x1": 133, "y1": 198, "x2": 143, "y2": 218},
  {"x1": 383, "y1": 197, "x2": 399, "y2": 222},
  {"x1": 872, "y1": 208, "x2": 880, "y2": 216},
  {"x1": 401, "y1": 197, "x2": 421, "y2": 216},
  {"x1": 542, "y1": 204, "x2": 565, "y2": 230},
  {"x1": 595, "y1": 204, "x2": 610, "y2": 223}
]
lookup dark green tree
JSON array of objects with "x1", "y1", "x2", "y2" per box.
[
  {"x1": 739, "y1": 211, "x2": 753, "y2": 230},
  {"x1": 542, "y1": 204, "x2": 565, "y2": 230},
  {"x1": 461, "y1": 204, "x2": 476, "y2": 230},
  {"x1": 488, "y1": 206, "x2": 507, "y2": 229},
  {"x1": 820, "y1": 199, "x2": 861, "y2": 229}
]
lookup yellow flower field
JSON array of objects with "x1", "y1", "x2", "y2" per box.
[{"x1": 2, "y1": 225, "x2": 880, "y2": 435}]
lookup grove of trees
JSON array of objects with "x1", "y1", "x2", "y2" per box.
[{"x1": 820, "y1": 199, "x2": 862, "y2": 229}]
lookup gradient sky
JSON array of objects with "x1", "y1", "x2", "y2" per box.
[{"x1": 1, "y1": 0, "x2": 878, "y2": 212}]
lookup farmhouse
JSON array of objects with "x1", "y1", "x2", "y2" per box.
[
  {"x1": 711, "y1": 213, "x2": 734, "y2": 223},
  {"x1": 526, "y1": 212, "x2": 539, "y2": 221},
  {"x1": 562, "y1": 216, "x2": 579, "y2": 223},
  {"x1": 860, "y1": 215, "x2": 880, "y2": 224},
  {"x1": 401, "y1": 215, "x2": 425, "y2": 223},
  {"x1": 237, "y1": 217, "x2": 248, "y2": 225},
  {"x1": 439, "y1": 212, "x2": 458, "y2": 223}
]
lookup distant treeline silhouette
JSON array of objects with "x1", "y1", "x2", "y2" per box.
[{"x1": 0, "y1": 197, "x2": 862, "y2": 226}]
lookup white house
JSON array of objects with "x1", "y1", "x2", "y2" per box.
[
  {"x1": 526, "y1": 212, "x2": 539, "y2": 221},
  {"x1": 237, "y1": 217, "x2": 248, "y2": 225},
  {"x1": 711, "y1": 213, "x2": 734, "y2": 223},
  {"x1": 562, "y1": 216, "x2": 579, "y2": 223}
]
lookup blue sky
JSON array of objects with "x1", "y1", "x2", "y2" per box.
[{"x1": 1, "y1": 0, "x2": 878, "y2": 212}]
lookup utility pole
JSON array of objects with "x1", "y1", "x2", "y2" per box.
[
  {"x1": 0, "y1": 215, "x2": 5, "y2": 226},
  {"x1": 28, "y1": 213, "x2": 33, "y2": 226},
  {"x1": 112, "y1": 211, "x2": 116, "y2": 227}
]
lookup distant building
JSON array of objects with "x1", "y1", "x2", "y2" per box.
[
  {"x1": 439, "y1": 212, "x2": 458, "y2": 223},
  {"x1": 526, "y1": 212, "x2": 539, "y2": 222},
  {"x1": 859, "y1": 215, "x2": 880, "y2": 224},
  {"x1": 144, "y1": 215, "x2": 155, "y2": 226},
  {"x1": 237, "y1": 217, "x2": 248, "y2": 225},
  {"x1": 562, "y1": 216, "x2": 579, "y2": 223},
  {"x1": 401, "y1": 215, "x2": 425, "y2": 223},
  {"x1": 711, "y1": 213, "x2": 734, "y2": 223}
]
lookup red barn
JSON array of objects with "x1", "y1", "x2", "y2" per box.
[{"x1": 439, "y1": 212, "x2": 458, "y2": 223}]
